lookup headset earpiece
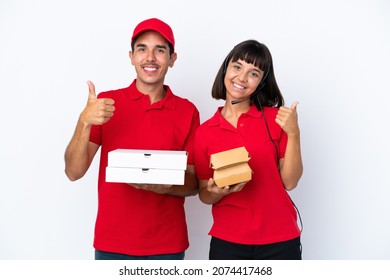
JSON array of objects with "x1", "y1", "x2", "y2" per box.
[
  {"x1": 258, "y1": 66, "x2": 270, "y2": 90},
  {"x1": 222, "y1": 56, "x2": 230, "y2": 75}
]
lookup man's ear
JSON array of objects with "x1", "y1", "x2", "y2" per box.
[
  {"x1": 169, "y1": 52, "x2": 177, "y2": 68},
  {"x1": 129, "y1": 51, "x2": 135, "y2": 66}
]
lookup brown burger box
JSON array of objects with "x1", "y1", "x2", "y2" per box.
[{"x1": 210, "y1": 146, "x2": 252, "y2": 188}]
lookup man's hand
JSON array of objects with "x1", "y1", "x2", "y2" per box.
[{"x1": 80, "y1": 81, "x2": 115, "y2": 126}]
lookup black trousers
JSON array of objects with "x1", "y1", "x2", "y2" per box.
[{"x1": 209, "y1": 236, "x2": 302, "y2": 260}]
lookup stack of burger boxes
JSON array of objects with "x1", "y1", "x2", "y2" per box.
[
  {"x1": 106, "y1": 149, "x2": 188, "y2": 185},
  {"x1": 210, "y1": 146, "x2": 252, "y2": 188}
]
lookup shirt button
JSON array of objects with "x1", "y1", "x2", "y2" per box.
[{"x1": 240, "y1": 123, "x2": 244, "y2": 127}]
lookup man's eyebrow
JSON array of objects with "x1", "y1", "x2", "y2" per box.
[
  {"x1": 155, "y1": 44, "x2": 167, "y2": 49},
  {"x1": 135, "y1": 43, "x2": 146, "y2": 48},
  {"x1": 135, "y1": 43, "x2": 167, "y2": 49}
]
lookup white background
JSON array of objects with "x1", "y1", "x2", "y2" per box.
[{"x1": 0, "y1": 0, "x2": 389, "y2": 260}]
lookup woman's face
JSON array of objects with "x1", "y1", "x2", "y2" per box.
[{"x1": 224, "y1": 59, "x2": 264, "y2": 103}]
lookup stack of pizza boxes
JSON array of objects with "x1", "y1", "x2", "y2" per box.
[{"x1": 106, "y1": 149, "x2": 188, "y2": 185}]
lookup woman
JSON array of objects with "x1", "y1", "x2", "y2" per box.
[{"x1": 194, "y1": 40, "x2": 303, "y2": 260}]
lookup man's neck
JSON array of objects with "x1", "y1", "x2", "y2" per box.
[{"x1": 136, "y1": 80, "x2": 166, "y2": 104}]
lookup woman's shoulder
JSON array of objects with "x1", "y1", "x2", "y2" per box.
[
  {"x1": 261, "y1": 106, "x2": 280, "y2": 118},
  {"x1": 262, "y1": 106, "x2": 279, "y2": 113}
]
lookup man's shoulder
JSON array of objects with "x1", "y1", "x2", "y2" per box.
[
  {"x1": 97, "y1": 85, "x2": 130, "y2": 98},
  {"x1": 172, "y1": 94, "x2": 198, "y2": 111}
]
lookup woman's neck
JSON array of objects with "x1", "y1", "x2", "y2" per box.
[{"x1": 221, "y1": 101, "x2": 251, "y2": 128}]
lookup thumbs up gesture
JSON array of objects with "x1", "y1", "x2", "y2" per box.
[
  {"x1": 275, "y1": 101, "x2": 300, "y2": 136},
  {"x1": 80, "y1": 81, "x2": 115, "y2": 126}
]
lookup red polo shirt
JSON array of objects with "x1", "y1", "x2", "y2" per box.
[
  {"x1": 194, "y1": 104, "x2": 300, "y2": 245},
  {"x1": 89, "y1": 80, "x2": 200, "y2": 256}
]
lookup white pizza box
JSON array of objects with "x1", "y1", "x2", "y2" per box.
[
  {"x1": 106, "y1": 166, "x2": 185, "y2": 185},
  {"x1": 107, "y1": 149, "x2": 188, "y2": 170}
]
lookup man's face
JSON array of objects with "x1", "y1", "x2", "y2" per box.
[{"x1": 129, "y1": 31, "x2": 177, "y2": 88}]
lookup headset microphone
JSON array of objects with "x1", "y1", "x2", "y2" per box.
[
  {"x1": 230, "y1": 82, "x2": 265, "y2": 105},
  {"x1": 231, "y1": 97, "x2": 249, "y2": 105}
]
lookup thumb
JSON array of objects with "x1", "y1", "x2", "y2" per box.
[
  {"x1": 291, "y1": 101, "x2": 299, "y2": 111},
  {"x1": 87, "y1": 80, "x2": 96, "y2": 99}
]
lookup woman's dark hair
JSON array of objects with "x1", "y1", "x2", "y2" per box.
[{"x1": 211, "y1": 40, "x2": 284, "y2": 109}]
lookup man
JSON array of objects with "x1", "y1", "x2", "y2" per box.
[{"x1": 64, "y1": 18, "x2": 200, "y2": 260}]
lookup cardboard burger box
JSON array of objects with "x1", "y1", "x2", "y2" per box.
[
  {"x1": 210, "y1": 146, "x2": 252, "y2": 188},
  {"x1": 106, "y1": 149, "x2": 187, "y2": 185}
]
